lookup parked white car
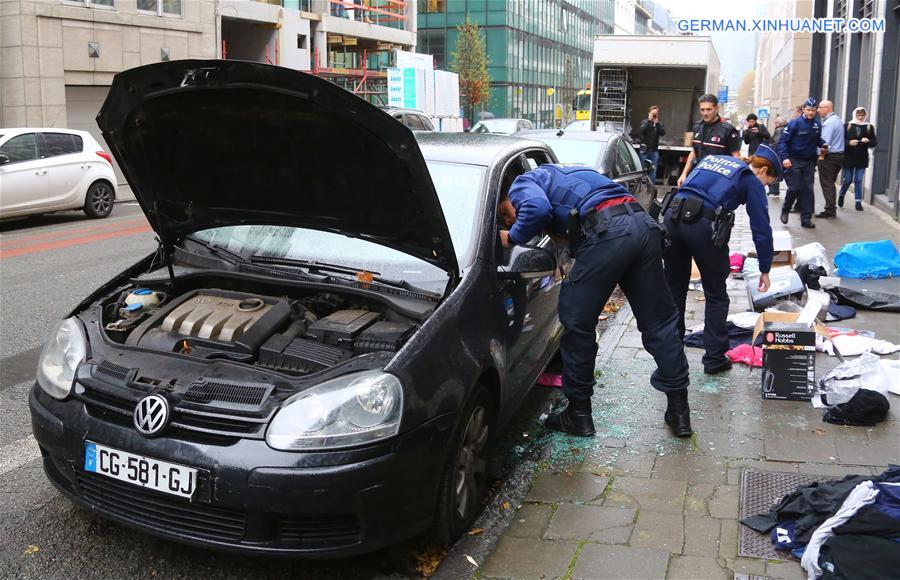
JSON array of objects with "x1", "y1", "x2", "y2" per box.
[{"x1": 0, "y1": 128, "x2": 117, "y2": 219}]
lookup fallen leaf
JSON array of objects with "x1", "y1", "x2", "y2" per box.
[
  {"x1": 24, "y1": 545, "x2": 39, "y2": 556},
  {"x1": 815, "y1": 427, "x2": 826, "y2": 435},
  {"x1": 695, "y1": 295, "x2": 706, "y2": 302},
  {"x1": 501, "y1": 500, "x2": 511, "y2": 510},
  {"x1": 414, "y1": 546, "x2": 448, "y2": 578},
  {"x1": 465, "y1": 554, "x2": 479, "y2": 568},
  {"x1": 598, "y1": 314, "x2": 609, "y2": 321},
  {"x1": 467, "y1": 528, "x2": 484, "y2": 536}
]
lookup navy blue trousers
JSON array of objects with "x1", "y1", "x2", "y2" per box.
[
  {"x1": 663, "y1": 212, "x2": 731, "y2": 369},
  {"x1": 558, "y1": 210, "x2": 690, "y2": 403},
  {"x1": 783, "y1": 158, "x2": 816, "y2": 221}
]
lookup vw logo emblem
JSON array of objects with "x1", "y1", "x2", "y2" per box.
[{"x1": 133, "y1": 394, "x2": 170, "y2": 436}]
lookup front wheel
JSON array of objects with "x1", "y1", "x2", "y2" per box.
[
  {"x1": 83, "y1": 181, "x2": 114, "y2": 218},
  {"x1": 430, "y1": 385, "x2": 494, "y2": 545}
]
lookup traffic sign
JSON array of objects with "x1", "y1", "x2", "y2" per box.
[
  {"x1": 756, "y1": 107, "x2": 769, "y2": 119},
  {"x1": 717, "y1": 86, "x2": 728, "y2": 104}
]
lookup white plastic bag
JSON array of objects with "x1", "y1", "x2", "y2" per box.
[
  {"x1": 812, "y1": 352, "x2": 894, "y2": 408},
  {"x1": 794, "y1": 242, "x2": 831, "y2": 275}
]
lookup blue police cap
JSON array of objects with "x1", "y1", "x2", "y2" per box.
[
  {"x1": 804, "y1": 97, "x2": 817, "y2": 108},
  {"x1": 754, "y1": 144, "x2": 784, "y2": 182}
]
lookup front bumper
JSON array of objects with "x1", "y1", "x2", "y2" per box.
[{"x1": 29, "y1": 385, "x2": 455, "y2": 557}]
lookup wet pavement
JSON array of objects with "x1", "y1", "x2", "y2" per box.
[{"x1": 466, "y1": 194, "x2": 900, "y2": 580}]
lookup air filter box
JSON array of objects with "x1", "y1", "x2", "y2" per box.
[{"x1": 307, "y1": 310, "x2": 380, "y2": 347}]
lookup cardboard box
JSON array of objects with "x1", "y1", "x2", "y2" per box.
[
  {"x1": 683, "y1": 131, "x2": 693, "y2": 147},
  {"x1": 752, "y1": 312, "x2": 836, "y2": 401},
  {"x1": 772, "y1": 230, "x2": 795, "y2": 267}
]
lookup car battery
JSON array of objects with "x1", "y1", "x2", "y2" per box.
[
  {"x1": 307, "y1": 310, "x2": 380, "y2": 347},
  {"x1": 746, "y1": 267, "x2": 806, "y2": 312},
  {"x1": 760, "y1": 322, "x2": 816, "y2": 401}
]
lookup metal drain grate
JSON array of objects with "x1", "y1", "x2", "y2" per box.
[{"x1": 738, "y1": 469, "x2": 827, "y2": 560}]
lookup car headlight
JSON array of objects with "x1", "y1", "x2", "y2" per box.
[
  {"x1": 266, "y1": 370, "x2": 403, "y2": 451},
  {"x1": 36, "y1": 318, "x2": 87, "y2": 400}
]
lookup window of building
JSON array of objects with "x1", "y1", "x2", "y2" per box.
[
  {"x1": 62, "y1": 0, "x2": 115, "y2": 9},
  {"x1": 138, "y1": 0, "x2": 181, "y2": 18},
  {"x1": 418, "y1": 0, "x2": 446, "y2": 13},
  {"x1": 39, "y1": 133, "x2": 83, "y2": 157},
  {"x1": 858, "y1": 0, "x2": 874, "y2": 18}
]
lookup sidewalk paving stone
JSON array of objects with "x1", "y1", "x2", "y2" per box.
[
  {"x1": 630, "y1": 510, "x2": 684, "y2": 552},
  {"x1": 697, "y1": 431, "x2": 764, "y2": 459},
  {"x1": 544, "y1": 504, "x2": 635, "y2": 543},
  {"x1": 571, "y1": 545, "x2": 669, "y2": 580},
  {"x1": 604, "y1": 476, "x2": 686, "y2": 514},
  {"x1": 526, "y1": 472, "x2": 609, "y2": 504},
  {"x1": 666, "y1": 555, "x2": 727, "y2": 580},
  {"x1": 682, "y1": 516, "x2": 721, "y2": 556},
  {"x1": 726, "y1": 557, "x2": 768, "y2": 576},
  {"x1": 707, "y1": 485, "x2": 741, "y2": 519},
  {"x1": 481, "y1": 537, "x2": 578, "y2": 579},
  {"x1": 652, "y1": 454, "x2": 728, "y2": 484},
  {"x1": 684, "y1": 483, "x2": 718, "y2": 516},
  {"x1": 504, "y1": 504, "x2": 554, "y2": 539}
]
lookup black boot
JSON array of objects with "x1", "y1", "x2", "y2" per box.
[
  {"x1": 838, "y1": 194, "x2": 845, "y2": 208},
  {"x1": 780, "y1": 209, "x2": 789, "y2": 224},
  {"x1": 545, "y1": 399, "x2": 596, "y2": 437},
  {"x1": 856, "y1": 202, "x2": 863, "y2": 211},
  {"x1": 664, "y1": 389, "x2": 693, "y2": 438},
  {"x1": 801, "y1": 220, "x2": 816, "y2": 228}
]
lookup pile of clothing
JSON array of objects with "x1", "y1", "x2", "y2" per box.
[{"x1": 742, "y1": 465, "x2": 900, "y2": 579}]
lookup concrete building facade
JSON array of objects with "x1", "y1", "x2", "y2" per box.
[{"x1": 753, "y1": 0, "x2": 814, "y2": 121}]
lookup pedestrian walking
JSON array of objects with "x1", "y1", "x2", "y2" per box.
[
  {"x1": 498, "y1": 164, "x2": 693, "y2": 438},
  {"x1": 639, "y1": 105, "x2": 665, "y2": 178},
  {"x1": 778, "y1": 97, "x2": 828, "y2": 228},
  {"x1": 767, "y1": 116, "x2": 788, "y2": 197},
  {"x1": 816, "y1": 100, "x2": 845, "y2": 218},
  {"x1": 663, "y1": 146, "x2": 777, "y2": 374},
  {"x1": 742, "y1": 113, "x2": 771, "y2": 155},
  {"x1": 678, "y1": 94, "x2": 741, "y2": 187},
  {"x1": 839, "y1": 107, "x2": 877, "y2": 212}
]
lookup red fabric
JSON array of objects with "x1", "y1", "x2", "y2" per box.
[
  {"x1": 726, "y1": 344, "x2": 763, "y2": 367},
  {"x1": 537, "y1": 373, "x2": 563, "y2": 388},
  {"x1": 594, "y1": 195, "x2": 636, "y2": 212},
  {"x1": 730, "y1": 253, "x2": 745, "y2": 272}
]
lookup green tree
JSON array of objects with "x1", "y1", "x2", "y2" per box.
[{"x1": 450, "y1": 17, "x2": 491, "y2": 125}]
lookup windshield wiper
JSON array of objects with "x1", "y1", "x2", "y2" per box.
[
  {"x1": 184, "y1": 235, "x2": 249, "y2": 265},
  {"x1": 249, "y1": 255, "x2": 439, "y2": 298}
]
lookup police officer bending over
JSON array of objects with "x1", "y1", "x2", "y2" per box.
[
  {"x1": 678, "y1": 94, "x2": 742, "y2": 187},
  {"x1": 498, "y1": 164, "x2": 693, "y2": 438},
  {"x1": 663, "y1": 145, "x2": 779, "y2": 375}
]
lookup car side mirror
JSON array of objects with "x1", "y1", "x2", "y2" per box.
[
  {"x1": 497, "y1": 245, "x2": 556, "y2": 280},
  {"x1": 0, "y1": 154, "x2": 9, "y2": 165},
  {"x1": 643, "y1": 159, "x2": 653, "y2": 174}
]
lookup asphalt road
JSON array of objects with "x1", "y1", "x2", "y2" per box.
[
  {"x1": 0, "y1": 205, "x2": 554, "y2": 579},
  {"x1": 0, "y1": 205, "x2": 425, "y2": 578}
]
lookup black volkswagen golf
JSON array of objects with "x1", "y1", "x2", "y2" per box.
[{"x1": 29, "y1": 60, "x2": 571, "y2": 557}]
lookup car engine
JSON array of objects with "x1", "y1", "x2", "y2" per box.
[{"x1": 102, "y1": 287, "x2": 415, "y2": 376}]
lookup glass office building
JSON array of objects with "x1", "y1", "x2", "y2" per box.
[{"x1": 417, "y1": 0, "x2": 615, "y2": 125}]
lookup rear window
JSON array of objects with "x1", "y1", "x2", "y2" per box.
[{"x1": 41, "y1": 133, "x2": 83, "y2": 157}]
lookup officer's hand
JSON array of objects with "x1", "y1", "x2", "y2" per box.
[
  {"x1": 758, "y1": 272, "x2": 771, "y2": 293},
  {"x1": 849, "y1": 139, "x2": 859, "y2": 146},
  {"x1": 861, "y1": 137, "x2": 869, "y2": 143},
  {"x1": 782, "y1": 159, "x2": 792, "y2": 169},
  {"x1": 500, "y1": 230, "x2": 512, "y2": 249},
  {"x1": 677, "y1": 174, "x2": 686, "y2": 187}
]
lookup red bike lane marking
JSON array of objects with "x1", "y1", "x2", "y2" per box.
[
  {"x1": 0, "y1": 217, "x2": 148, "y2": 250},
  {"x1": 0, "y1": 224, "x2": 152, "y2": 260}
]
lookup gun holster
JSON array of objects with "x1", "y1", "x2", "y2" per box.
[
  {"x1": 650, "y1": 188, "x2": 678, "y2": 221},
  {"x1": 711, "y1": 206, "x2": 735, "y2": 248},
  {"x1": 566, "y1": 208, "x2": 582, "y2": 249}
]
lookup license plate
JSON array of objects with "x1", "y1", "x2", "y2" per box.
[{"x1": 84, "y1": 441, "x2": 198, "y2": 499}]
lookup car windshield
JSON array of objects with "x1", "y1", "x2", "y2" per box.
[
  {"x1": 543, "y1": 140, "x2": 606, "y2": 168},
  {"x1": 472, "y1": 119, "x2": 518, "y2": 134},
  {"x1": 188, "y1": 161, "x2": 486, "y2": 294},
  {"x1": 574, "y1": 93, "x2": 591, "y2": 111}
]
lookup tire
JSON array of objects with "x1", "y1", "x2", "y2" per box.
[
  {"x1": 83, "y1": 181, "x2": 114, "y2": 219},
  {"x1": 430, "y1": 384, "x2": 494, "y2": 545}
]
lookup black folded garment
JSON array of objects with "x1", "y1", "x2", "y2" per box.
[
  {"x1": 823, "y1": 389, "x2": 890, "y2": 427},
  {"x1": 684, "y1": 321, "x2": 754, "y2": 349},
  {"x1": 819, "y1": 534, "x2": 900, "y2": 580},
  {"x1": 832, "y1": 504, "x2": 900, "y2": 539}
]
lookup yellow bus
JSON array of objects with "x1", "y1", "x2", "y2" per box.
[{"x1": 573, "y1": 88, "x2": 591, "y2": 121}]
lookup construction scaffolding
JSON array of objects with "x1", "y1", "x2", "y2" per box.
[{"x1": 313, "y1": 48, "x2": 390, "y2": 105}]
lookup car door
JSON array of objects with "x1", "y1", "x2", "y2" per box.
[
  {"x1": 611, "y1": 137, "x2": 642, "y2": 197},
  {"x1": 402, "y1": 114, "x2": 424, "y2": 131},
  {"x1": 0, "y1": 132, "x2": 49, "y2": 216},
  {"x1": 416, "y1": 114, "x2": 435, "y2": 131},
  {"x1": 497, "y1": 149, "x2": 563, "y2": 401},
  {"x1": 39, "y1": 132, "x2": 86, "y2": 209},
  {"x1": 624, "y1": 139, "x2": 657, "y2": 208}
]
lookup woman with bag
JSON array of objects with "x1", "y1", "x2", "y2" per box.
[{"x1": 839, "y1": 107, "x2": 877, "y2": 211}]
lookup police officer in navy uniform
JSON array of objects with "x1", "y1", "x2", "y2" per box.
[
  {"x1": 663, "y1": 145, "x2": 779, "y2": 374},
  {"x1": 778, "y1": 97, "x2": 828, "y2": 228},
  {"x1": 678, "y1": 94, "x2": 742, "y2": 187},
  {"x1": 498, "y1": 164, "x2": 693, "y2": 438}
]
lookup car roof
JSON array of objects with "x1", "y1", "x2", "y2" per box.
[
  {"x1": 475, "y1": 118, "x2": 528, "y2": 123},
  {"x1": 380, "y1": 107, "x2": 428, "y2": 115},
  {"x1": 518, "y1": 129, "x2": 617, "y2": 143},
  {"x1": 0, "y1": 128, "x2": 91, "y2": 136},
  {"x1": 416, "y1": 132, "x2": 550, "y2": 166}
]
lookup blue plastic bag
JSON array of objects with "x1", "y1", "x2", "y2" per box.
[{"x1": 834, "y1": 240, "x2": 900, "y2": 279}]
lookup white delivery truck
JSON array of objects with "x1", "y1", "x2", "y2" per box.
[{"x1": 589, "y1": 35, "x2": 721, "y2": 185}]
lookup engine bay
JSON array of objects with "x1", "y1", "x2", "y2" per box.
[{"x1": 101, "y1": 283, "x2": 418, "y2": 376}]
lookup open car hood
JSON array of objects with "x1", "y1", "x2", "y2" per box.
[{"x1": 97, "y1": 60, "x2": 458, "y2": 276}]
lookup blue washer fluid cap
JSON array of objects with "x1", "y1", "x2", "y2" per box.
[
  {"x1": 126, "y1": 303, "x2": 143, "y2": 312},
  {"x1": 133, "y1": 288, "x2": 152, "y2": 295}
]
